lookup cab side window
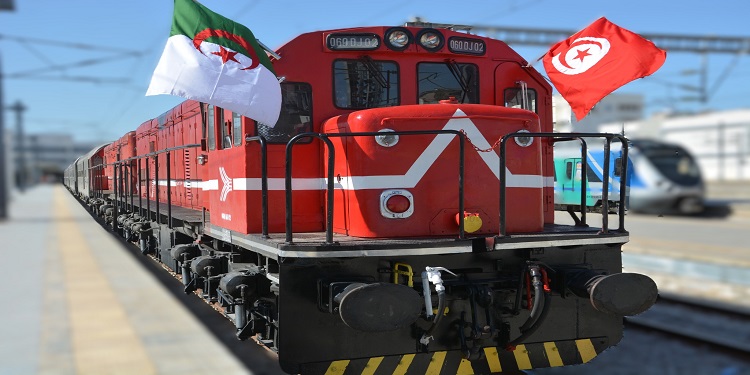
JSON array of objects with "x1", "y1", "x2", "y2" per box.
[
  {"x1": 232, "y1": 112, "x2": 243, "y2": 146},
  {"x1": 206, "y1": 104, "x2": 216, "y2": 150},
  {"x1": 218, "y1": 109, "x2": 229, "y2": 149},
  {"x1": 257, "y1": 82, "x2": 313, "y2": 144},
  {"x1": 504, "y1": 88, "x2": 537, "y2": 113}
]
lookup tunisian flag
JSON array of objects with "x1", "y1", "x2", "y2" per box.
[{"x1": 542, "y1": 17, "x2": 666, "y2": 120}]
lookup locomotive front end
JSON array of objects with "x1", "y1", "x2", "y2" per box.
[
  {"x1": 272, "y1": 104, "x2": 657, "y2": 374},
  {"x1": 277, "y1": 234, "x2": 657, "y2": 374}
]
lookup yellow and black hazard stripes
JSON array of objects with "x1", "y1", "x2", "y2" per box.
[
  {"x1": 307, "y1": 338, "x2": 608, "y2": 375},
  {"x1": 575, "y1": 338, "x2": 598, "y2": 363}
]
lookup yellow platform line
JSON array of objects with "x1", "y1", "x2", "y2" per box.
[
  {"x1": 53, "y1": 188, "x2": 157, "y2": 374},
  {"x1": 38, "y1": 210, "x2": 75, "y2": 374}
]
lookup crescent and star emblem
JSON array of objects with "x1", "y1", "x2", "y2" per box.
[
  {"x1": 551, "y1": 37, "x2": 611, "y2": 76},
  {"x1": 192, "y1": 28, "x2": 261, "y2": 70}
]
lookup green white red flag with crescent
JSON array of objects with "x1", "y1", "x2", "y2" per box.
[{"x1": 146, "y1": 0, "x2": 281, "y2": 126}]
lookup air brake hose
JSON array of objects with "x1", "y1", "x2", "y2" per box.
[
  {"x1": 507, "y1": 264, "x2": 550, "y2": 349},
  {"x1": 420, "y1": 289, "x2": 446, "y2": 345},
  {"x1": 521, "y1": 265, "x2": 545, "y2": 331},
  {"x1": 419, "y1": 266, "x2": 455, "y2": 346},
  {"x1": 506, "y1": 292, "x2": 550, "y2": 349}
]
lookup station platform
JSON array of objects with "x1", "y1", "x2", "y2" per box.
[{"x1": 0, "y1": 184, "x2": 282, "y2": 375}]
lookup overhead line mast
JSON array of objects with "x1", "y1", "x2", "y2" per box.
[
  {"x1": 406, "y1": 20, "x2": 750, "y2": 54},
  {"x1": 407, "y1": 19, "x2": 750, "y2": 104}
]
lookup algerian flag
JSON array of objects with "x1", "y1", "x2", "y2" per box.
[{"x1": 146, "y1": 0, "x2": 281, "y2": 126}]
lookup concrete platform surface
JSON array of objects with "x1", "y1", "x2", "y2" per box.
[{"x1": 0, "y1": 184, "x2": 262, "y2": 375}]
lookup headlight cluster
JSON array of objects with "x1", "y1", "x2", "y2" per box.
[
  {"x1": 514, "y1": 129, "x2": 534, "y2": 147},
  {"x1": 385, "y1": 27, "x2": 444, "y2": 52}
]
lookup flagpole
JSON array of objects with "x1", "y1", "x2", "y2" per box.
[{"x1": 257, "y1": 39, "x2": 280, "y2": 60}]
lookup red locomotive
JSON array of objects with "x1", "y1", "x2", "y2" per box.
[{"x1": 65, "y1": 24, "x2": 657, "y2": 375}]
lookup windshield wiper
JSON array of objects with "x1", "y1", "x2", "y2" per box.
[
  {"x1": 445, "y1": 59, "x2": 470, "y2": 102},
  {"x1": 359, "y1": 55, "x2": 389, "y2": 89}
]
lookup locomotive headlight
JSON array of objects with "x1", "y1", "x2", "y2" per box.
[
  {"x1": 514, "y1": 129, "x2": 533, "y2": 147},
  {"x1": 417, "y1": 29, "x2": 444, "y2": 51},
  {"x1": 375, "y1": 128, "x2": 399, "y2": 147},
  {"x1": 380, "y1": 190, "x2": 414, "y2": 218},
  {"x1": 386, "y1": 195, "x2": 411, "y2": 213},
  {"x1": 385, "y1": 27, "x2": 412, "y2": 50}
]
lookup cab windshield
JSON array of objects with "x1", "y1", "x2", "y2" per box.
[
  {"x1": 637, "y1": 141, "x2": 702, "y2": 186},
  {"x1": 333, "y1": 58, "x2": 399, "y2": 109},
  {"x1": 417, "y1": 61, "x2": 478, "y2": 104}
]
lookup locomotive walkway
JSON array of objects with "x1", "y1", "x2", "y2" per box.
[{"x1": 0, "y1": 184, "x2": 277, "y2": 375}]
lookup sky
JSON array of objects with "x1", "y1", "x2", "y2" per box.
[{"x1": 1, "y1": 0, "x2": 749, "y2": 142}]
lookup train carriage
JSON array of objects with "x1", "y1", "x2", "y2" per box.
[
  {"x1": 63, "y1": 157, "x2": 81, "y2": 194},
  {"x1": 75, "y1": 143, "x2": 110, "y2": 199},
  {"x1": 553, "y1": 138, "x2": 705, "y2": 215},
  {"x1": 66, "y1": 24, "x2": 658, "y2": 375},
  {"x1": 628, "y1": 138, "x2": 705, "y2": 214},
  {"x1": 553, "y1": 141, "x2": 632, "y2": 214}
]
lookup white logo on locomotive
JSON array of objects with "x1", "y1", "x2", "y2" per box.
[
  {"x1": 551, "y1": 37, "x2": 610, "y2": 75},
  {"x1": 219, "y1": 167, "x2": 233, "y2": 201}
]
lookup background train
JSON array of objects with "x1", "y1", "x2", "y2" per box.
[
  {"x1": 64, "y1": 23, "x2": 658, "y2": 375},
  {"x1": 553, "y1": 138, "x2": 704, "y2": 215},
  {"x1": 628, "y1": 138, "x2": 705, "y2": 214},
  {"x1": 553, "y1": 140, "x2": 632, "y2": 214}
]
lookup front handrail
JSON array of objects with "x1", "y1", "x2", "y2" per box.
[
  {"x1": 245, "y1": 136, "x2": 270, "y2": 238},
  {"x1": 285, "y1": 133, "x2": 335, "y2": 244},
  {"x1": 284, "y1": 130, "x2": 466, "y2": 245},
  {"x1": 499, "y1": 132, "x2": 629, "y2": 236}
]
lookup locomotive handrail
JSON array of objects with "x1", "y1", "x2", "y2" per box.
[
  {"x1": 499, "y1": 132, "x2": 629, "y2": 236},
  {"x1": 552, "y1": 136, "x2": 590, "y2": 226},
  {"x1": 285, "y1": 133, "x2": 336, "y2": 244},
  {"x1": 154, "y1": 154, "x2": 160, "y2": 228},
  {"x1": 145, "y1": 155, "x2": 151, "y2": 221},
  {"x1": 106, "y1": 143, "x2": 201, "y2": 239},
  {"x1": 605, "y1": 135, "x2": 629, "y2": 232},
  {"x1": 129, "y1": 160, "x2": 135, "y2": 216},
  {"x1": 245, "y1": 135, "x2": 270, "y2": 238},
  {"x1": 284, "y1": 129, "x2": 466, "y2": 245},
  {"x1": 166, "y1": 151, "x2": 173, "y2": 231},
  {"x1": 112, "y1": 143, "x2": 202, "y2": 163},
  {"x1": 137, "y1": 159, "x2": 143, "y2": 218},
  {"x1": 113, "y1": 152, "x2": 119, "y2": 234}
]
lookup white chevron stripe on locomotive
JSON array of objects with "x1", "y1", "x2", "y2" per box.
[{"x1": 202, "y1": 109, "x2": 550, "y2": 192}]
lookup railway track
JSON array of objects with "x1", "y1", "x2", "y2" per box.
[{"x1": 625, "y1": 292, "x2": 750, "y2": 354}]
